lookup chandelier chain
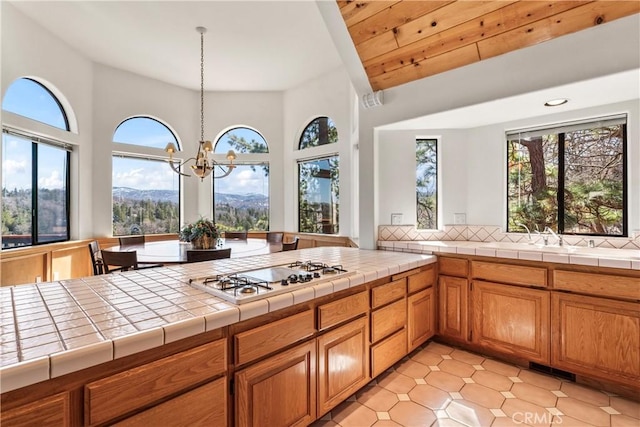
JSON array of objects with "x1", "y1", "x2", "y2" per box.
[{"x1": 200, "y1": 29, "x2": 205, "y2": 143}]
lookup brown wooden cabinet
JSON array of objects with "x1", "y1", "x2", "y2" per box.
[
  {"x1": 471, "y1": 280, "x2": 550, "y2": 364},
  {"x1": 317, "y1": 317, "x2": 370, "y2": 416},
  {"x1": 235, "y1": 340, "x2": 316, "y2": 427},
  {"x1": 113, "y1": 377, "x2": 227, "y2": 427},
  {"x1": 0, "y1": 391, "x2": 70, "y2": 427},
  {"x1": 438, "y1": 275, "x2": 469, "y2": 341},
  {"x1": 551, "y1": 292, "x2": 640, "y2": 388},
  {"x1": 408, "y1": 287, "x2": 435, "y2": 351}
]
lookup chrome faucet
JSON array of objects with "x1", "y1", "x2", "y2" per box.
[
  {"x1": 544, "y1": 226, "x2": 563, "y2": 246},
  {"x1": 515, "y1": 222, "x2": 532, "y2": 242}
]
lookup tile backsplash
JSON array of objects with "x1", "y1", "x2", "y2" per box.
[{"x1": 378, "y1": 225, "x2": 640, "y2": 250}]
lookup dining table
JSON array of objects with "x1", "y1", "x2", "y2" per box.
[{"x1": 108, "y1": 238, "x2": 282, "y2": 264}]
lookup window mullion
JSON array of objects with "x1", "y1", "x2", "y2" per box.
[
  {"x1": 31, "y1": 141, "x2": 38, "y2": 245},
  {"x1": 557, "y1": 133, "x2": 565, "y2": 234}
]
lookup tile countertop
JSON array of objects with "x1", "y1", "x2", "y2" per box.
[
  {"x1": 378, "y1": 240, "x2": 640, "y2": 270},
  {"x1": 0, "y1": 247, "x2": 435, "y2": 394}
]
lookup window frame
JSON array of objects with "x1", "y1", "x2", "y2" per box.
[
  {"x1": 2, "y1": 78, "x2": 70, "y2": 131},
  {"x1": 2, "y1": 128, "x2": 71, "y2": 248},
  {"x1": 506, "y1": 118, "x2": 628, "y2": 237},
  {"x1": 297, "y1": 155, "x2": 340, "y2": 235},
  {"x1": 415, "y1": 137, "x2": 439, "y2": 231}
]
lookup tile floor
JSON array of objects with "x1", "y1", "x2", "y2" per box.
[{"x1": 311, "y1": 342, "x2": 640, "y2": 427}]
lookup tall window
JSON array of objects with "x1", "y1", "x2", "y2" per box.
[
  {"x1": 507, "y1": 115, "x2": 627, "y2": 236},
  {"x1": 214, "y1": 127, "x2": 269, "y2": 231},
  {"x1": 416, "y1": 139, "x2": 438, "y2": 230},
  {"x1": 297, "y1": 117, "x2": 339, "y2": 234},
  {"x1": 2, "y1": 78, "x2": 71, "y2": 249},
  {"x1": 298, "y1": 157, "x2": 339, "y2": 234},
  {"x1": 112, "y1": 117, "x2": 180, "y2": 236}
]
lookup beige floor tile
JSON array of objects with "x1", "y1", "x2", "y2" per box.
[
  {"x1": 425, "y1": 342, "x2": 455, "y2": 355},
  {"x1": 426, "y1": 371, "x2": 466, "y2": 392},
  {"x1": 388, "y1": 401, "x2": 436, "y2": 427},
  {"x1": 439, "y1": 359, "x2": 476, "y2": 378},
  {"x1": 372, "y1": 420, "x2": 402, "y2": 427},
  {"x1": 356, "y1": 385, "x2": 399, "y2": 412},
  {"x1": 445, "y1": 399, "x2": 496, "y2": 427},
  {"x1": 482, "y1": 359, "x2": 521, "y2": 377},
  {"x1": 331, "y1": 401, "x2": 379, "y2": 427},
  {"x1": 460, "y1": 383, "x2": 506, "y2": 409},
  {"x1": 511, "y1": 382, "x2": 559, "y2": 408},
  {"x1": 611, "y1": 414, "x2": 640, "y2": 427},
  {"x1": 610, "y1": 396, "x2": 640, "y2": 419},
  {"x1": 433, "y1": 418, "x2": 468, "y2": 427},
  {"x1": 560, "y1": 382, "x2": 610, "y2": 407},
  {"x1": 377, "y1": 372, "x2": 418, "y2": 395},
  {"x1": 394, "y1": 359, "x2": 431, "y2": 379},
  {"x1": 309, "y1": 419, "x2": 340, "y2": 427},
  {"x1": 471, "y1": 369, "x2": 514, "y2": 392},
  {"x1": 450, "y1": 349, "x2": 486, "y2": 366},
  {"x1": 408, "y1": 384, "x2": 452, "y2": 410},
  {"x1": 556, "y1": 397, "x2": 611, "y2": 427},
  {"x1": 517, "y1": 369, "x2": 562, "y2": 390},
  {"x1": 554, "y1": 415, "x2": 598, "y2": 426},
  {"x1": 501, "y1": 398, "x2": 552, "y2": 427},
  {"x1": 411, "y1": 349, "x2": 445, "y2": 366}
]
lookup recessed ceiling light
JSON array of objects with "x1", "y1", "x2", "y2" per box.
[{"x1": 544, "y1": 98, "x2": 568, "y2": 107}]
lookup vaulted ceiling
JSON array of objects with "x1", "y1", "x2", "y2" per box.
[{"x1": 337, "y1": 0, "x2": 640, "y2": 91}]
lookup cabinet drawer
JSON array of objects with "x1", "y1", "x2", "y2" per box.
[
  {"x1": 318, "y1": 291, "x2": 368, "y2": 331},
  {"x1": 1, "y1": 392, "x2": 70, "y2": 427},
  {"x1": 371, "y1": 329, "x2": 407, "y2": 378},
  {"x1": 235, "y1": 310, "x2": 315, "y2": 365},
  {"x1": 371, "y1": 278, "x2": 406, "y2": 308},
  {"x1": 113, "y1": 377, "x2": 227, "y2": 427},
  {"x1": 471, "y1": 261, "x2": 547, "y2": 288},
  {"x1": 371, "y1": 299, "x2": 406, "y2": 343},
  {"x1": 439, "y1": 257, "x2": 468, "y2": 277},
  {"x1": 407, "y1": 266, "x2": 436, "y2": 294},
  {"x1": 553, "y1": 270, "x2": 640, "y2": 300},
  {"x1": 85, "y1": 339, "x2": 226, "y2": 426}
]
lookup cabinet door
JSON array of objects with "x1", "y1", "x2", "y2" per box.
[
  {"x1": 438, "y1": 275, "x2": 469, "y2": 341},
  {"x1": 552, "y1": 293, "x2": 640, "y2": 388},
  {"x1": 408, "y1": 287, "x2": 435, "y2": 351},
  {"x1": 317, "y1": 316, "x2": 370, "y2": 416},
  {"x1": 1, "y1": 392, "x2": 70, "y2": 427},
  {"x1": 471, "y1": 281, "x2": 550, "y2": 364},
  {"x1": 235, "y1": 340, "x2": 316, "y2": 427},
  {"x1": 113, "y1": 378, "x2": 227, "y2": 427}
]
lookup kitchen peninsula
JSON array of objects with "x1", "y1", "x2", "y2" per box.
[{"x1": 1, "y1": 247, "x2": 437, "y2": 426}]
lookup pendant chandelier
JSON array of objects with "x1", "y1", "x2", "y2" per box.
[{"x1": 165, "y1": 26, "x2": 236, "y2": 181}]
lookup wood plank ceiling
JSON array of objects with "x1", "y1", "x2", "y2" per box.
[{"x1": 337, "y1": 1, "x2": 640, "y2": 91}]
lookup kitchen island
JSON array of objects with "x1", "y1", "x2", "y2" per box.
[{"x1": 1, "y1": 247, "x2": 437, "y2": 426}]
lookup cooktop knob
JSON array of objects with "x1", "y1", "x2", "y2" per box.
[{"x1": 281, "y1": 279, "x2": 289, "y2": 286}]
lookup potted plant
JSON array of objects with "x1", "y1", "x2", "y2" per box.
[{"x1": 179, "y1": 218, "x2": 220, "y2": 249}]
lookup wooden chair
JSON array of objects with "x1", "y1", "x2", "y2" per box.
[
  {"x1": 100, "y1": 250, "x2": 162, "y2": 273},
  {"x1": 186, "y1": 248, "x2": 232, "y2": 263},
  {"x1": 266, "y1": 232, "x2": 284, "y2": 243},
  {"x1": 282, "y1": 238, "x2": 299, "y2": 251},
  {"x1": 118, "y1": 235, "x2": 145, "y2": 246},
  {"x1": 88, "y1": 240, "x2": 104, "y2": 275},
  {"x1": 225, "y1": 231, "x2": 247, "y2": 240}
]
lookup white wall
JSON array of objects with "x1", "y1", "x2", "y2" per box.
[
  {"x1": 1, "y1": 2, "x2": 94, "y2": 239},
  {"x1": 359, "y1": 15, "x2": 640, "y2": 249},
  {"x1": 377, "y1": 100, "x2": 639, "y2": 235},
  {"x1": 283, "y1": 67, "x2": 357, "y2": 236},
  {"x1": 377, "y1": 129, "x2": 469, "y2": 228}
]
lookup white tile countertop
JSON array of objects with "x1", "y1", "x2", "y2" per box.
[
  {"x1": 378, "y1": 240, "x2": 640, "y2": 270},
  {"x1": 0, "y1": 247, "x2": 435, "y2": 393}
]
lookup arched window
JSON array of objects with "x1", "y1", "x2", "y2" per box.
[
  {"x1": 297, "y1": 117, "x2": 339, "y2": 234},
  {"x1": 213, "y1": 127, "x2": 269, "y2": 231},
  {"x1": 2, "y1": 78, "x2": 69, "y2": 130},
  {"x1": 298, "y1": 116, "x2": 337, "y2": 149},
  {"x1": 112, "y1": 117, "x2": 180, "y2": 236},
  {"x1": 113, "y1": 116, "x2": 179, "y2": 149},
  {"x1": 2, "y1": 78, "x2": 71, "y2": 249}
]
